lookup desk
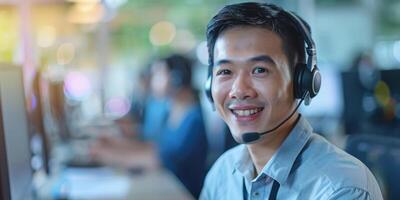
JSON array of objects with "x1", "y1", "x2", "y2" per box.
[
  {"x1": 128, "y1": 169, "x2": 194, "y2": 200},
  {"x1": 35, "y1": 167, "x2": 194, "y2": 200},
  {"x1": 35, "y1": 120, "x2": 194, "y2": 200}
]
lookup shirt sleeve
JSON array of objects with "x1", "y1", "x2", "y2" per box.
[
  {"x1": 328, "y1": 187, "x2": 372, "y2": 200},
  {"x1": 199, "y1": 177, "x2": 211, "y2": 200},
  {"x1": 199, "y1": 166, "x2": 217, "y2": 200}
]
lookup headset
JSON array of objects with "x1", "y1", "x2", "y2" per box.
[{"x1": 204, "y1": 9, "x2": 321, "y2": 106}]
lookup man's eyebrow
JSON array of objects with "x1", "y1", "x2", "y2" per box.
[
  {"x1": 214, "y1": 55, "x2": 276, "y2": 67},
  {"x1": 248, "y1": 55, "x2": 276, "y2": 65},
  {"x1": 214, "y1": 59, "x2": 232, "y2": 67}
]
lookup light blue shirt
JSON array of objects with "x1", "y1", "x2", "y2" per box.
[{"x1": 200, "y1": 116, "x2": 383, "y2": 200}]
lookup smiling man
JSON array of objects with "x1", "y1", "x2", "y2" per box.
[{"x1": 200, "y1": 2, "x2": 383, "y2": 200}]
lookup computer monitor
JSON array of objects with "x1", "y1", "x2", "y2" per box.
[
  {"x1": 0, "y1": 65, "x2": 33, "y2": 200},
  {"x1": 346, "y1": 134, "x2": 400, "y2": 200},
  {"x1": 341, "y1": 68, "x2": 400, "y2": 135}
]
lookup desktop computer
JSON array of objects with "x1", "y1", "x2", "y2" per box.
[
  {"x1": 341, "y1": 69, "x2": 400, "y2": 135},
  {"x1": 342, "y1": 68, "x2": 400, "y2": 200},
  {"x1": 0, "y1": 65, "x2": 34, "y2": 200}
]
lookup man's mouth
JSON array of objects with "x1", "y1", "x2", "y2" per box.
[{"x1": 230, "y1": 107, "x2": 264, "y2": 117}]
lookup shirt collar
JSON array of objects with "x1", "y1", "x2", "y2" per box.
[
  {"x1": 262, "y1": 115, "x2": 312, "y2": 185},
  {"x1": 232, "y1": 144, "x2": 252, "y2": 178},
  {"x1": 232, "y1": 115, "x2": 313, "y2": 184}
]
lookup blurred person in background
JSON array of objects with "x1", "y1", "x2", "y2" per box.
[
  {"x1": 200, "y1": 2, "x2": 383, "y2": 200},
  {"x1": 90, "y1": 54, "x2": 208, "y2": 198},
  {"x1": 350, "y1": 50, "x2": 380, "y2": 91},
  {"x1": 114, "y1": 64, "x2": 169, "y2": 141}
]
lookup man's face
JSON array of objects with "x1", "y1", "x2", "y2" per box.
[
  {"x1": 150, "y1": 61, "x2": 170, "y2": 98},
  {"x1": 211, "y1": 26, "x2": 295, "y2": 142}
]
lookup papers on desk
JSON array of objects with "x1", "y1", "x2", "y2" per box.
[{"x1": 52, "y1": 167, "x2": 131, "y2": 200}]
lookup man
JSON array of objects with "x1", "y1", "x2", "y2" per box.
[{"x1": 200, "y1": 2, "x2": 383, "y2": 200}]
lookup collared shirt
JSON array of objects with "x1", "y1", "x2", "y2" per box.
[{"x1": 200, "y1": 116, "x2": 383, "y2": 200}]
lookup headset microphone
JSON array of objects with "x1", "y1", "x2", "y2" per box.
[{"x1": 241, "y1": 95, "x2": 305, "y2": 144}]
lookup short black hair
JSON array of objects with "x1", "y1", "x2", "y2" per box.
[
  {"x1": 206, "y1": 2, "x2": 310, "y2": 75},
  {"x1": 163, "y1": 54, "x2": 193, "y2": 88}
]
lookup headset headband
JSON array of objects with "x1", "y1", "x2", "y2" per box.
[{"x1": 284, "y1": 11, "x2": 317, "y2": 71}]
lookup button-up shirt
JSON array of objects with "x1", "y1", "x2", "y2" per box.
[{"x1": 200, "y1": 116, "x2": 383, "y2": 200}]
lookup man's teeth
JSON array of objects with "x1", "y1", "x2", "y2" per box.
[{"x1": 233, "y1": 108, "x2": 262, "y2": 116}]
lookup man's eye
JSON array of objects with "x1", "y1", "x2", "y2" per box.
[
  {"x1": 252, "y1": 67, "x2": 267, "y2": 74},
  {"x1": 216, "y1": 69, "x2": 231, "y2": 76}
]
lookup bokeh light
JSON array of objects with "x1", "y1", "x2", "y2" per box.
[
  {"x1": 64, "y1": 71, "x2": 92, "y2": 101},
  {"x1": 196, "y1": 41, "x2": 208, "y2": 66},
  {"x1": 28, "y1": 93, "x2": 37, "y2": 113},
  {"x1": 37, "y1": 25, "x2": 56, "y2": 48},
  {"x1": 105, "y1": 97, "x2": 130, "y2": 117},
  {"x1": 393, "y1": 40, "x2": 400, "y2": 63},
  {"x1": 374, "y1": 81, "x2": 391, "y2": 107},
  {"x1": 171, "y1": 29, "x2": 196, "y2": 52},
  {"x1": 149, "y1": 21, "x2": 176, "y2": 46},
  {"x1": 67, "y1": 2, "x2": 104, "y2": 24},
  {"x1": 57, "y1": 43, "x2": 76, "y2": 65},
  {"x1": 67, "y1": 0, "x2": 100, "y2": 2}
]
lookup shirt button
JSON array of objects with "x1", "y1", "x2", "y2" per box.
[{"x1": 253, "y1": 192, "x2": 260, "y2": 196}]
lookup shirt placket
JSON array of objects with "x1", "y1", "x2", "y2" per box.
[{"x1": 249, "y1": 176, "x2": 271, "y2": 200}]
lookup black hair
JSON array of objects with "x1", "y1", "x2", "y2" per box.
[
  {"x1": 163, "y1": 54, "x2": 193, "y2": 88},
  {"x1": 206, "y1": 2, "x2": 310, "y2": 75}
]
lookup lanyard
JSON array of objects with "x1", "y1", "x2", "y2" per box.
[{"x1": 243, "y1": 177, "x2": 280, "y2": 200}]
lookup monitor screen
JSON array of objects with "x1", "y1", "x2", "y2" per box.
[
  {"x1": 0, "y1": 65, "x2": 33, "y2": 200},
  {"x1": 341, "y1": 68, "x2": 400, "y2": 135}
]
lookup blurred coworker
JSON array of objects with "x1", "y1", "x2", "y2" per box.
[
  {"x1": 90, "y1": 54, "x2": 208, "y2": 198},
  {"x1": 116, "y1": 65, "x2": 169, "y2": 141},
  {"x1": 350, "y1": 50, "x2": 380, "y2": 90},
  {"x1": 200, "y1": 2, "x2": 382, "y2": 200}
]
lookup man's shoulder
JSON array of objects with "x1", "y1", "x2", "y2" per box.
[
  {"x1": 208, "y1": 144, "x2": 245, "y2": 173},
  {"x1": 204, "y1": 144, "x2": 245, "y2": 183},
  {"x1": 200, "y1": 145, "x2": 245, "y2": 200},
  {"x1": 300, "y1": 133, "x2": 379, "y2": 192}
]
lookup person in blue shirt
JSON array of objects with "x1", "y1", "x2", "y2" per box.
[
  {"x1": 90, "y1": 54, "x2": 208, "y2": 199},
  {"x1": 200, "y1": 2, "x2": 383, "y2": 200},
  {"x1": 155, "y1": 54, "x2": 208, "y2": 198},
  {"x1": 117, "y1": 66, "x2": 170, "y2": 141}
]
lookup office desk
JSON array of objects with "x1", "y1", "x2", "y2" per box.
[
  {"x1": 35, "y1": 120, "x2": 194, "y2": 200},
  {"x1": 35, "y1": 167, "x2": 194, "y2": 200},
  {"x1": 128, "y1": 169, "x2": 194, "y2": 200}
]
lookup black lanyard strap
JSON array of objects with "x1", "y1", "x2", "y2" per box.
[
  {"x1": 243, "y1": 177, "x2": 280, "y2": 200},
  {"x1": 269, "y1": 180, "x2": 280, "y2": 200}
]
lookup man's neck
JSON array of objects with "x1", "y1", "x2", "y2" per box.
[{"x1": 246, "y1": 113, "x2": 300, "y2": 177}]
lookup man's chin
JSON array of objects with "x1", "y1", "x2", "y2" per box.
[{"x1": 231, "y1": 134, "x2": 243, "y2": 144}]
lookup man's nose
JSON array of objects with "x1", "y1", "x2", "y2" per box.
[{"x1": 228, "y1": 73, "x2": 256, "y2": 100}]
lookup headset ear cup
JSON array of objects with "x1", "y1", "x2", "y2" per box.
[
  {"x1": 294, "y1": 63, "x2": 321, "y2": 99},
  {"x1": 294, "y1": 63, "x2": 306, "y2": 99},
  {"x1": 310, "y1": 68, "x2": 321, "y2": 98}
]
